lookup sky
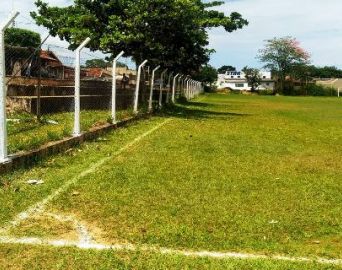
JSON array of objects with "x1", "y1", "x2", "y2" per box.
[
  {"x1": 208, "y1": 0, "x2": 342, "y2": 70},
  {"x1": 1, "y1": 0, "x2": 342, "y2": 70}
]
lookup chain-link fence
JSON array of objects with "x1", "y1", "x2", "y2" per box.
[{"x1": 0, "y1": 12, "x2": 203, "y2": 162}]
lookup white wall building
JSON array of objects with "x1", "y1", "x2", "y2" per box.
[{"x1": 217, "y1": 71, "x2": 275, "y2": 91}]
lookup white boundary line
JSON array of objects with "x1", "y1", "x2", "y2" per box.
[
  {"x1": 0, "y1": 235, "x2": 341, "y2": 266},
  {"x1": 0, "y1": 118, "x2": 173, "y2": 233}
]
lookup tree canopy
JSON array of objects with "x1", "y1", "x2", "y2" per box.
[
  {"x1": 257, "y1": 37, "x2": 310, "y2": 92},
  {"x1": 31, "y1": 0, "x2": 248, "y2": 74},
  {"x1": 305, "y1": 65, "x2": 342, "y2": 78},
  {"x1": 217, "y1": 65, "x2": 236, "y2": 74},
  {"x1": 242, "y1": 66, "x2": 261, "y2": 92},
  {"x1": 5, "y1": 27, "x2": 41, "y2": 48},
  {"x1": 194, "y1": 65, "x2": 218, "y2": 85},
  {"x1": 85, "y1": 58, "x2": 127, "y2": 68}
]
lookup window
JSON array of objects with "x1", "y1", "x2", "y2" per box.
[
  {"x1": 231, "y1": 76, "x2": 234, "y2": 78},
  {"x1": 235, "y1": 83, "x2": 244, "y2": 87},
  {"x1": 266, "y1": 82, "x2": 270, "y2": 86},
  {"x1": 238, "y1": 76, "x2": 241, "y2": 78},
  {"x1": 263, "y1": 76, "x2": 266, "y2": 79}
]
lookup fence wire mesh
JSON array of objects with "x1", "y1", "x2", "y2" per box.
[
  {"x1": 3, "y1": 14, "x2": 150, "y2": 155},
  {"x1": 1, "y1": 13, "x2": 203, "y2": 160}
]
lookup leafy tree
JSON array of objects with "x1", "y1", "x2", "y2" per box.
[
  {"x1": 31, "y1": 0, "x2": 248, "y2": 74},
  {"x1": 242, "y1": 66, "x2": 261, "y2": 92},
  {"x1": 257, "y1": 37, "x2": 310, "y2": 93},
  {"x1": 304, "y1": 65, "x2": 342, "y2": 78},
  {"x1": 217, "y1": 65, "x2": 236, "y2": 74},
  {"x1": 85, "y1": 58, "x2": 127, "y2": 68},
  {"x1": 5, "y1": 28, "x2": 41, "y2": 48},
  {"x1": 194, "y1": 65, "x2": 218, "y2": 86}
]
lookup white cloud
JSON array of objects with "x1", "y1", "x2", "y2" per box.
[{"x1": 208, "y1": 0, "x2": 342, "y2": 69}]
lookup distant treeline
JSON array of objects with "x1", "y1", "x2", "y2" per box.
[{"x1": 306, "y1": 65, "x2": 342, "y2": 78}]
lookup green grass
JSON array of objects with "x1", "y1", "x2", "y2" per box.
[
  {"x1": 0, "y1": 244, "x2": 335, "y2": 270},
  {"x1": 0, "y1": 93, "x2": 341, "y2": 269},
  {"x1": 7, "y1": 109, "x2": 135, "y2": 154}
]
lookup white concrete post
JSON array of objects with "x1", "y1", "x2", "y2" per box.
[
  {"x1": 172, "y1": 73, "x2": 180, "y2": 103},
  {"x1": 338, "y1": 88, "x2": 340, "y2": 98},
  {"x1": 183, "y1": 77, "x2": 188, "y2": 98},
  {"x1": 149, "y1": 65, "x2": 160, "y2": 111},
  {"x1": 73, "y1": 37, "x2": 91, "y2": 137},
  {"x1": 0, "y1": 12, "x2": 19, "y2": 163},
  {"x1": 134, "y1": 59, "x2": 148, "y2": 114},
  {"x1": 111, "y1": 51, "x2": 124, "y2": 123},
  {"x1": 159, "y1": 69, "x2": 167, "y2": 107},
  {"x1": 166, "y1": 72, "x2": 173, "y2": 103},
  {"x1": 177, "y1": 75, "x2": 183, "y2": 98},
  {"x1": 186, "y1": 79, "x2": 190, "y2": 100}
]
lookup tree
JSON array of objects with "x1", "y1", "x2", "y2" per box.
[
  {"x1": 85, "y1": 58, "x2": 127, "y2": 68},
  {"x1": 217, "y1": 65, "x2": 236, "y2": 74},
  {"x1": 304, "y1": 65, "x2": 342, "y2": 78},
  {"x1": 257, "y1": 37, "x2": 310, "y2": 93},
  {"x1": 194, "y1": 65, "x2": 218, "y2": 86},
  {"x1": 31, "y1": 0, "x2": 248, "y2": 74},
  {"x1": 242, "y1": 66, "x2": 261, "y2": 92},
  {"x1": 5, "y1": 28, "x2": 41, "y2": 48}
]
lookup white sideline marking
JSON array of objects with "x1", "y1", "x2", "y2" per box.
[
  {"x1": 0, "y1": 236, "x2": 341, "y2": 266},
  {"x1": 0, "y1": 118, "x2": 173, "y2": 233}
]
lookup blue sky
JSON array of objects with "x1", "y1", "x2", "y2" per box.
[
  {"x1": 1, "y1": 0, "x2": 342, "y2": 70},
  {"x1": 208, "y1": 0, "x2": 342, "y2": 70}
]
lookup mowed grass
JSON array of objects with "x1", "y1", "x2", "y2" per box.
[
  {"x1": 0, "y1": 93, "x2": 341, "y2": 269},
  {"x1": 7, "y1": 109, "x2": 135, "y2": 154}
]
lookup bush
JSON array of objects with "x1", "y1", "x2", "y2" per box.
[
  {"x1": 257, "y1": 89, "x2": 274, "y2": 95},
  {"x1": 304, "y1": 84, "x2": 337, "y2": 96},
  {"x1": 282, "y1": 84, "x2": 337, "y2": 96}
]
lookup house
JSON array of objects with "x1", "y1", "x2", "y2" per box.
[
  {"x1": 40, "y1": 50, "x2": 64, "y2": 79},
  {"x1": 217, "y1": 71, "x2": 275, "y2": 91}
]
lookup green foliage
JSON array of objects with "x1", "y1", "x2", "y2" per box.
[
  {"x1": 305, "y1": 65, "x2": 342, "y2": 78},
  {"x1": 257, "y1": 37, "x2": 310, "y2": 93},
  {"x1": 217, "y1": 65, "x2": 236, "y2": 74},
  {"x1": 242, "y1": 66, "x2": 261, "y2": 92},
  {"x1": 282, "y1": 84, "x2": 337, "y2": 97},
  {"x1": 5, "y1": 28, "x2": 41, "y2": 48},
  {"x1": 31, "y1": 0, "x2": 248, "y2": 73},
  {"x1": 85, "y1": 58, "x2": 127, "y2": 68},
  {"x1": 193, "y1": 65, "x2": 218, "y2": 86}
]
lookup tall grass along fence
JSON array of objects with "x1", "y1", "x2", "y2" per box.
[{"x1": 0, "y1": 12, "x2": 204, "y2": 165}]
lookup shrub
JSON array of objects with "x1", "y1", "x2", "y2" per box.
[{"x1": 304, "y1": 84, "x2": 337, "y2": 96}]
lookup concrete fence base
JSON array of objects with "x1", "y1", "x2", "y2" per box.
[{"x1": 0, "y1": 113, "x2": 151, "y2": 174}]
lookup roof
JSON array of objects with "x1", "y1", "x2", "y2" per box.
[
  {"x1": 85, "y1": 68, "x2": 112, "y2": 78},
  {"x1": 40, "y1": 50, "x2": 62, "y2": 64}
]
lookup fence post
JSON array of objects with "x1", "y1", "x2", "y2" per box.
[
  {"x1": 111, "y1": 51, "x2": 124, "y2": 123},
  {"x1": 172, "y1": 73, "x2": 180, "y2": 103},
  {"x1": 166, "y1": 72, "x2": 173, "y2": 104},
  {"x1": 149, "y1": 65, "x2": 160, "y2": 111},
  {"x1": 134, "y1": 60, "x2": 148, "y2": 114},
  {"x1": 159, "y1": 69, "x2": 168, "y2": 108},
  {"x1": 73, "y1": 37, "x2": 91, "y2": 137},
  {"x1": 0, "y1": 12, "x2": 19, "y2": 163},
  {"x1": 177, "y1": 75, "x2": 183, "y2": 98},
  {"x1": 338, "y1": 88, "x2": 340, "y2": 98}
]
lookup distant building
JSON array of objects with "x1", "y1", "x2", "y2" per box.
[{"x1": 217, "y1": 71, "x2": 275, "y2": 91}]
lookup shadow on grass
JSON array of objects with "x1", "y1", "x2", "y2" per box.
[{"x1": 157, "y1": 100, "x2": 251, "y2": 120}]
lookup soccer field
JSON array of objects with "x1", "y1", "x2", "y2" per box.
[{"x1": 0, "y1": 93, "x2": 341, "y2": 269}]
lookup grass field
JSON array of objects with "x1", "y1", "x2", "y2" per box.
[
  {"x1": 0, "y1": 93, "x2": 341, "y2": 269},
  {"x1": 7, "y1": 109, "x2": 135, "y2": 154}
]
